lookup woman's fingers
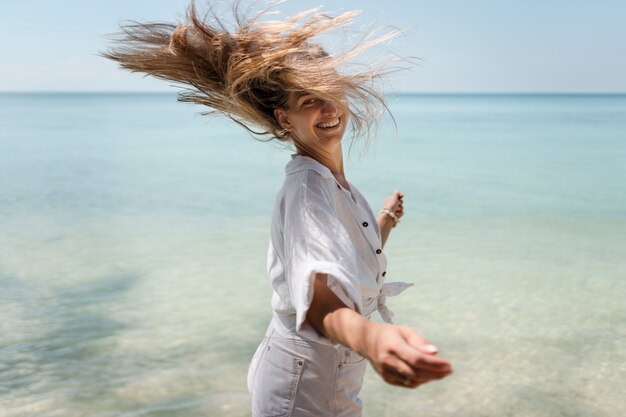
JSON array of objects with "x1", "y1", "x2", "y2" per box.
[
  {"x1": 367, "y1": 324, "x2": 452, "y2": 389},
  {"x1": 382, "y1": 362, "x2": 451, "y2": 388},
  {"x1": 399, "y1": 327, "x2": 436, "y2": 354},
  {"x1": 391, "y1": 191, "x2": 404, "y2": 220},
  {"x1": 379, "y1": 356, "x2": 438, "y2": 389},
  {"x1": 393, "y1": 337, "x2": 452, "y2": 374},
  {"x1": 414, "y1": 354, "x2": 453, "y2": 374},
  {"x1": 383, "y1": 369, "x2": 419, "y2": 388},
  {"x1": 381, "y1": 355, "x2": 418, "y2": 383},
  {"x1": 384, "y1": 190, "x2": 404, "y2": 211},
  {"x1": 386, "y1": 368, "x2": 449, "y2": 388}
]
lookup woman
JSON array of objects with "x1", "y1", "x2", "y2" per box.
[{"x1": 102, "y1": 1, "x2": 452, "y2": 415}]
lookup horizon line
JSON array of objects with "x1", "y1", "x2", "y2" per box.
[{"x1": 1, "y1": 90, "x2": 625, "y2": 95}]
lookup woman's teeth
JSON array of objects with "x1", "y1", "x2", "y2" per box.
[{"x1": 316, "y1": 117, "x2": 341, "y2": 129}]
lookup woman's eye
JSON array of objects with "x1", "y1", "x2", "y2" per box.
[{"x1": 304, "y1": 98, "x2": 318, "y2": 105}]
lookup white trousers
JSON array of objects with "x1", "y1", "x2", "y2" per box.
[{"x1": 248, "y1": 321, "x2": 367, "y2": 417}]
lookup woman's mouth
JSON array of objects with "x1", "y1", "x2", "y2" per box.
[{"x1": 316, "y1": 115, "x2": 342, "y2": 130}]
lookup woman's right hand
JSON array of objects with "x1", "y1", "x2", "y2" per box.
[{"x1": 363, "y1": 323, "x2": 453, "y2": 388}]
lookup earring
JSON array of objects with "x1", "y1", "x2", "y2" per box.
[{"x1": 278, "y1": 129, "x2": 289, "y2": 136}]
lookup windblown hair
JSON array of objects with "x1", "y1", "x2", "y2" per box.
[{"x1": 100, "y1": 0, "x2": 406, "y2": 155}]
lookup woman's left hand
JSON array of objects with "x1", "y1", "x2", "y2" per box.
[{"x1": 383, "y1": 190, "x2": 404, "y2": 224}]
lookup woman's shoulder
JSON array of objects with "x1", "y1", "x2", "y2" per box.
[
  {"x1": 284, "y1": 153, "x2": 335, "y2": 180},
  {"x1": 282, "y1": 168, "x2": 336, "y2": 201},
  {"x1": 278, "y1": 154, "x2": 343, "y2": 210}
]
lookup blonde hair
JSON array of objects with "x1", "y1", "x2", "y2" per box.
[{"x1": 100, "y1": 0, "x2": 407, "y2": 154}]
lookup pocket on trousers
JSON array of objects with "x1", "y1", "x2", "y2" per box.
[
  {"x1": 338, "y1": 348, "x2": 367, "y2": 394},
  {"x1": 341, "y1": 348, "x2": 367, "y2": 365},
  {"x1": 252, "y1": 341, "x2": 305, "y2": 417}
]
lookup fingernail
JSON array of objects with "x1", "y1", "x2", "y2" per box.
[{"x1": 425, "y1": 344, "x2": 438, "y2": 353}]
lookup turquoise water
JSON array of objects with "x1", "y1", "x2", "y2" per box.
[{"x1": 1, "y1": 92, "x2": 625, "y2": 417}]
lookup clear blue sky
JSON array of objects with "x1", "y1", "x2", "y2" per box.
[{"x1": 2, "y1": 0, "x2": 625, "y2": 92}]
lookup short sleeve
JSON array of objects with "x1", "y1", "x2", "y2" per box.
[{"x1": 282, "y1": 171, "x2": 362, "y2": 343}]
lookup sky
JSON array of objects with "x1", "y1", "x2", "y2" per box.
[{"x1": 1, "y1": 0, "x2": 625, "y2": 93}]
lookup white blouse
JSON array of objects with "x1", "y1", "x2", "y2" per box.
[{"x1": 267, "y1": 154, "x2": 412, "y2": 345}]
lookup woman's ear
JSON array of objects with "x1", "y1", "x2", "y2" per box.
[{"x1": 274, "y1": 108, "x2": 292, "y2": 131}]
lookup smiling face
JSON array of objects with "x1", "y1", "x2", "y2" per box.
[{"x1": 274, "y1": 91, "x2": 348, "y2": 156}]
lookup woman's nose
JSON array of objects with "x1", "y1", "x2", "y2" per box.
[{"x1": 321, "y1": 100, "x2": 339, "y2": 117}]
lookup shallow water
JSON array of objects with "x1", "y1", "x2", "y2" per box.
[{"x1": 1, "y1": 92, "x2": 625, "y2": 417}]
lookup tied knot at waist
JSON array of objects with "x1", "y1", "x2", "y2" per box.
[{"x1": 376, "y1": 281, "x2": 413, "y2": 324}]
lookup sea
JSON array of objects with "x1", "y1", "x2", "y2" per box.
[{"x1": 1, "y1": 92, "x2": 625, "y2": 417}]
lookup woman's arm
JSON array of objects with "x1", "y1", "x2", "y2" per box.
[
  {"x1": 377, "y1": 212, "x2": 395, "y2": 249},
  {"x1": 377, "y1": 190, "x2": 404, "y2": 248},
  {"x1": 306, "y1": 273, "x2": 452, "y2": 388}
]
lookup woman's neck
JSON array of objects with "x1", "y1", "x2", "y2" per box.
[
  {"x1": 297, "y1": 145, "x2": 345, "y2": 179},
  {"x1": 326, "y1": 150, "x2": 345, "y2": 178}
]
